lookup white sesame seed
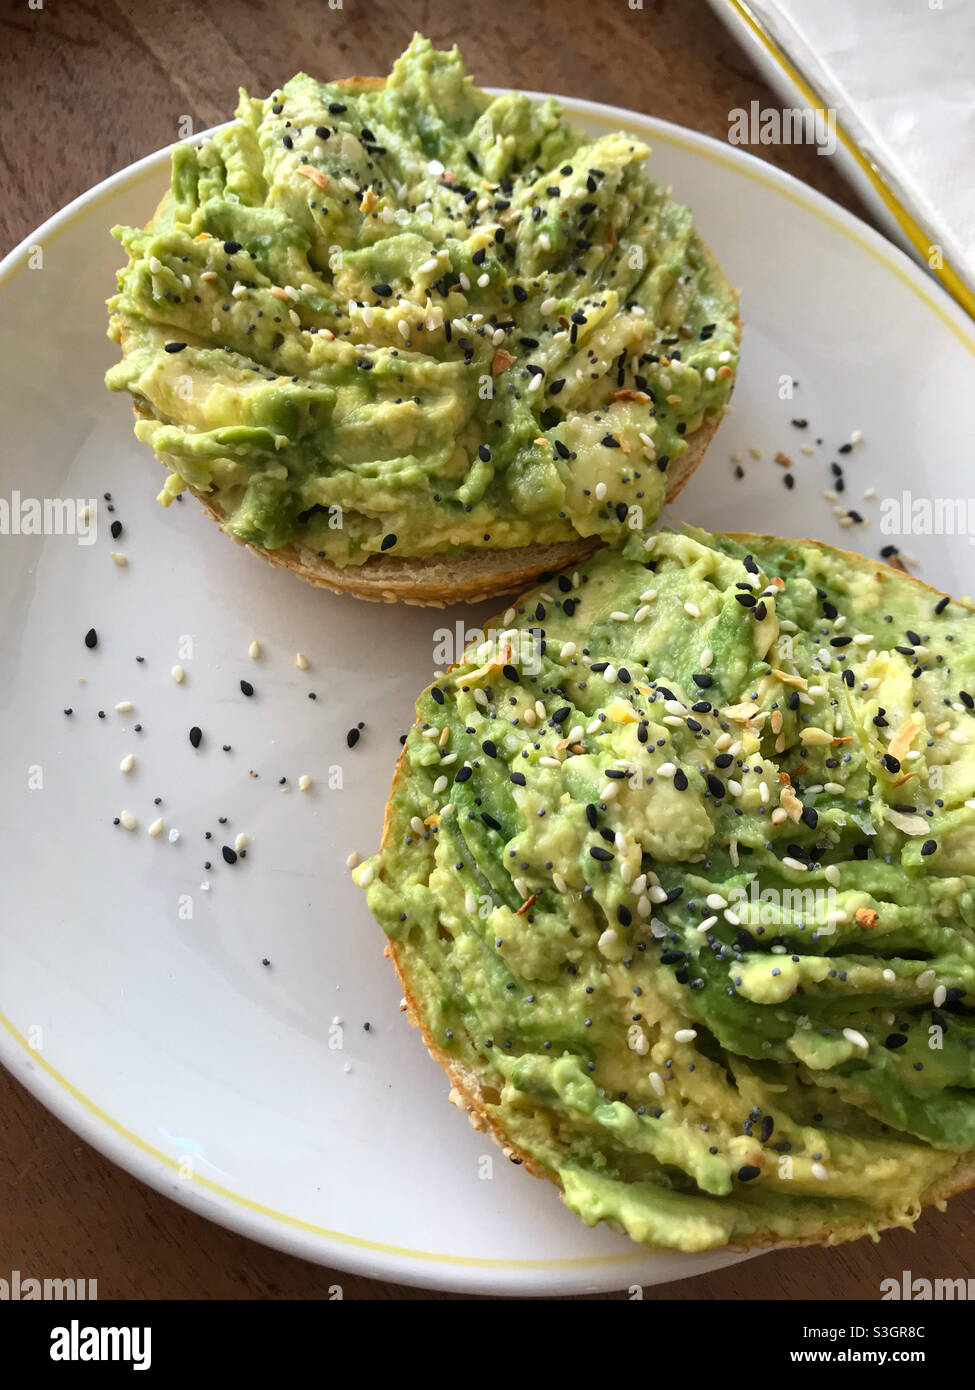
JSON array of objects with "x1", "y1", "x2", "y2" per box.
[
  {"x1": 560, "y1": 641, "x2": 577, "y2": 659},
  {"x1": 149, "y1": 256, "x2": 163, "y2": 274},
  {"x1": 110, "y1": 552, "x2": 128, "y2": 567},
  {"x1": 696, "y1": 915, "x2": 718, "y2": 933},
  {"x1": 706, "y1": 893, "x2": 727, "y2": 910},
  {"x1": 410, "y1": 816, "x2": 425, "y2": 835},
  {"x1": 811, "y1": 1162, "x2": 829, "y2": 1181},
  {"x1": 648, "y1": 1071, "x2": 665, "y2": 1098},
  {"x1": 234, "y1": 833, "x2": 248, "y2": 853},
  {"x1": 684, "y1": 601, "x2": 700, "y2": 618},
  {"x1": 249, "y1": 640, "x2": 261, "y2": 660},
  {"x1": 634, "y1": 605, "x2": 651, "y2": 624},
  {"x1": 433, "y1": 775, "x2": 448, "y2": 794},
  {"x1": 119, "y1": 810, "x2": 137, "y2": 831},
  {"x1": 934, "y1": 985, "x2": 947, "y2": 1008},
  {"x1": 674, "y1": 1028, "x2": 697, "y2": 1044},
  {"x1": 600, "y1": 782, "x2": 619, "y2": 801},
  {"x1": 171, "y1": 665, "x2": 185, "y2": 684},
  {"x1": 699, "y1": 648, "x2": 713, "y2": 669},
  {"x1": 114, "y1": 701, "x2": 134, "y2": 713},
  {"x1": 782, "y1": 856, "x2": 807, "y2": 872},
  {"x1": 552, "y1": 872, "x2": 567, "y2": 893},
  {"x1": 346, "y1": 851, "x2": 359, "y2": 870},
  {"x1": 843, "y1": 1027, "x2": 868, "y2": 1049},
  {"x1": 356, "y1": 864, "x2": 374, "y2": 888},
  {"x1": 610, "y1": 611, "x2": 629, "y2": 622},
  {"x1": 119, "y1": 754, "x2": 135, "y2": 774},
  {"x1": 597, "y1": 927, "x2": 619, "y2": 957},
  {"x1": 595, "y1": 481, "x2": 607, "y2": 501},
  {"x1": 657, "y1": 762, "x2": 676, "y2": 778},
  {"x1": 148, "y1": 817, "x2": 164, "y2": 837},
  {"x1": 298, "y1": 775, "x2": 312, "y2": 792}
]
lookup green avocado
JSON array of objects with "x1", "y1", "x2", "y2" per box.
[
  {"x1": 105, "y1": 34, "x2": 739, "y2": 565},
  {"x1": 358, "y1": 529, "x2": 975, "y2": 1250}
]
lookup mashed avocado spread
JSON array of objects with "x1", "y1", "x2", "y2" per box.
[
  {"x1": 105, "y1": 35, "x2": 738, "y2": 565},
  {"x1": 359, "y1": 529, "x2": 975, "y2": 1249}
]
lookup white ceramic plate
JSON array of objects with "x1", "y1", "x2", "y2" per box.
[{"x1": 2, "y1": 94, "x2": 973, "y2": 1298}]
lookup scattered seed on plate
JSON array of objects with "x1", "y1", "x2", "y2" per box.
[
  {"x1": 110, "y1": 552, "x2": 128, "y2": 567},
  {"x1": 189, "y1": 726, "x2": 202, "y2": 748},
  {"x1": 240, "y1": 679, "x2": 254, "y2": 697},
  {"x1": 119, "y1": 753, "x2": 135, "y2": 773},
  {"x1": 119, "y1": 810, "x2": 137, "y2": 831},
  {"x1": 295, "y1": 652, "x2": 309, "y2": 670},
  {"x1": 115, "y1": 701, "x2": 133, "y2": 713},
  {"x1": 84, "y1": 628, "x2": 98, "y2": 649},
  {"x1": 171, "y1": 665, "x2": 185, "y2": 684},
  {"x1": 347, "y1": 727, "x2": 361, "y2": 748},
  {"x1": 249, "y1": 640, "x2": 261, "y2": 660},
  {"x1": 346, "y1": 850, "x2": 360, "y2": 870},
  {"x1": 148, "y1": 818, "x2": 164, "y2": 837},
  {"x1": 299, "y1": 774, "x2": 312, "y2": 792},
  {"x1": 234, "y1": 833, "x2": 247, "y2": 853},
  {"x1": 222, "y1": 845, "x2": 238, "y2": 865}
]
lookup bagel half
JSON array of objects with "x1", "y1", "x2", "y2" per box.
[
  {"x1": 358, "y1": 529, "x2": 975, "y2": 1251},
  {"x1": 108, "y1": 44, "x2": 740, "y2": 605}
]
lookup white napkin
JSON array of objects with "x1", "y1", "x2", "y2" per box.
[{"x1": 714, "y1": 0, "x2": 975, "y2": 311}]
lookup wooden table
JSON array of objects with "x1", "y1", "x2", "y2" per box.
[{"x1": 3, "y1": 0, "x2": 973, "y2": 1300}]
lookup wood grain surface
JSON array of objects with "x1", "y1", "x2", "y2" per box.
[{"x1": 2, "y1": 0, "x2": 972, "y2": 1301}]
